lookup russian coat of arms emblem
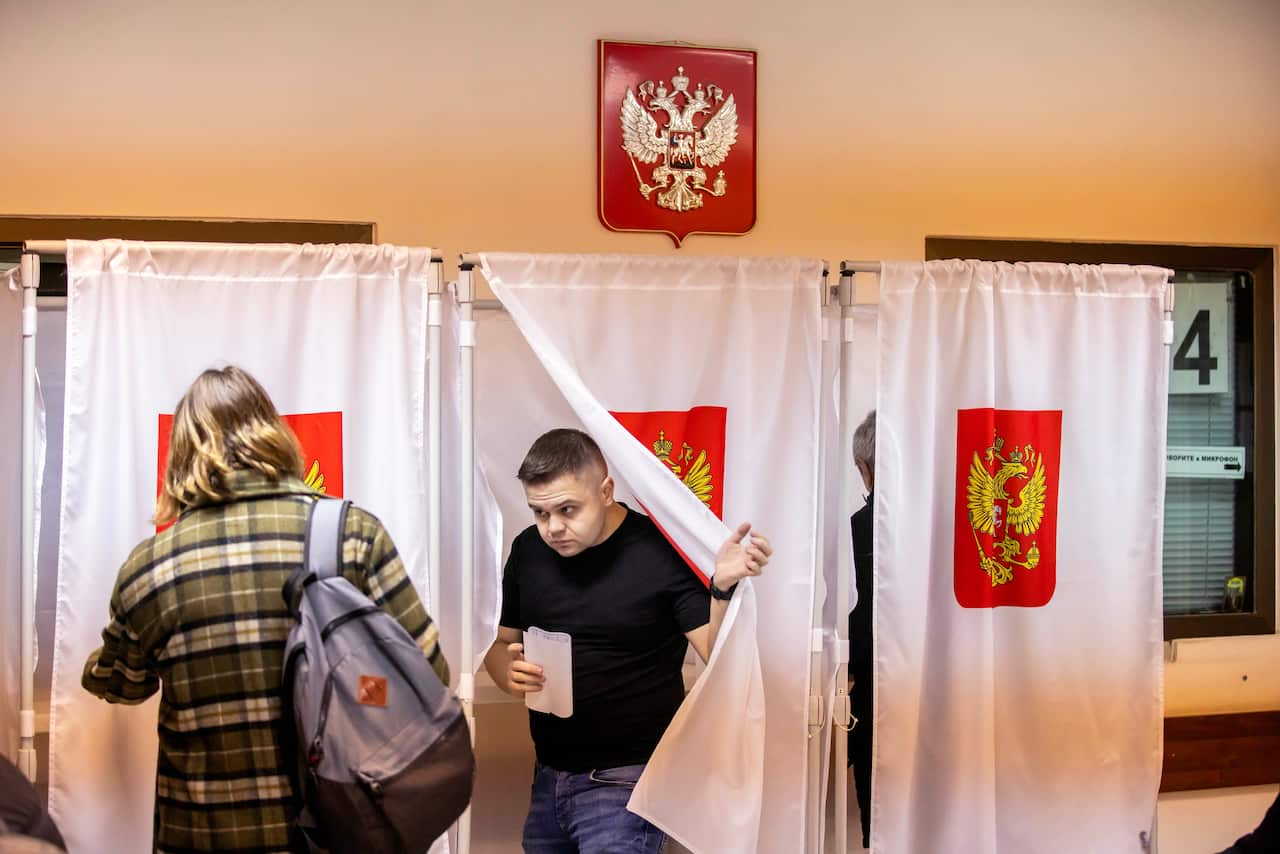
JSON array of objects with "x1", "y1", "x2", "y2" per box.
[
  {"x1": 619, "y1": 65, "x2": 738, "y2": 214},
  {"x1": 599, "y1": 40, "x2": 756, "y2": 246}
]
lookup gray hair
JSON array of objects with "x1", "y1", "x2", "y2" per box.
[{"x1": 852, "y1": 410, "x2": 876, "y2": 469}]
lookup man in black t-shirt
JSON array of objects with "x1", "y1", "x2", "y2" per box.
[{"x1": 483, "y1": 428, "x2": 772, "y2": 854}]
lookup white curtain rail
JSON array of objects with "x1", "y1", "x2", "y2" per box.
[
  {"x1": 23, "y1": 241, "x2": 445, "y2": 268},
  {"x1": 470, "y1": 262, "x2": 837, "y2": 317},
  {"x1": 463, "y1": 252, "x2": 833, "y2": 275},
  {"x1": 23, "y1": 240, "x2": 66, "y2": 256},
  {"x1": 19, "y1": 243, "x2": 445, "y2": 303},
  {"x1": 840, "y1": 260, "x2": 882, "y2": 274},
  {"x1": 466, "y1": 254, "x2": 833, "y2": 317}
]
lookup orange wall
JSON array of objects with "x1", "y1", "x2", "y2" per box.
[
  {"x1": 4, "y1": 0, "x2": 1279, "y2": 712},
  {"x1": 3, "y1": 0, "x2": 1277, "y2": 262}
]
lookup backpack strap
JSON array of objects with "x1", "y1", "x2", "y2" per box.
[
  {"x1": 283, "y1": 498, "x2": 351, "y2": 614},
  {"x1": 304, "y1": 498, "x2": 350, "y2": 580},
  {"x1": 281, "y1": 497, "x2": 351, "y2": 851}
]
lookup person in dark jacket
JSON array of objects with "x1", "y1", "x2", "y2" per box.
[
  {"x1": 0, "y1": 754, "x2": 65, "y2": 850},
  {"x1": 848, "y1": 409, "x2": 875, "y2": 850},
  {"x1": 1217, "y1": 790, "x2": 1280, "y2": 853}
]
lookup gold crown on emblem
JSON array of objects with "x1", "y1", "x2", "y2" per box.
[
  {"x1": 984, "y1": 431, "x2": 1033, "y2": 467},
  {"x1": 653, "y1": 430, "x2": 674, "y2": 460}
]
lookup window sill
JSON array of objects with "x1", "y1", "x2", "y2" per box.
[{"x1": 1166, "y1": 612, "x2": 1277, "y2": 641}]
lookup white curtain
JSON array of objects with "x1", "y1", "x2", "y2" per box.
[
  {"x1": 472, "y1": 306, "x2": 575, "y2": 598},
  {"x1": 479, "y1": 252, "x2": 822, "y2": 853},
  {"x1": 49, "y1": 240, "x2": 436, "y2": 853},
  {"x1": 874, "y1": 261, "x2": 1168, "y2": 852},
  {"x1": 34, "y1": 304, "x2": 66, "y2": 748}
]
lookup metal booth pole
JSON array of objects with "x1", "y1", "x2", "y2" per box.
[
  {"x1": 453, "y1": 259, "x2": 478, "y2": 854},
  {"x1": 427, "y1": 257, "x2": 444, "y2": 616},
  {"x1": 17, "y1": 252, "x2": 40, "y2": 781}
]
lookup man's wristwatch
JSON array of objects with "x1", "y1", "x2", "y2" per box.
[{"x1": 709, "y1": 576, "x2": 738, "y2": 600}]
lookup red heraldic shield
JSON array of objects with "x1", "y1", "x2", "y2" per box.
[
  {"x1": 610, "y1": 406, "x2": 728, "y2": 584},
  {"x1": 156, "y1": 411, "x2": 344, "y2": 531},
  {"x1": 598, "y1": 40, "x2": 756, "y2": 247},
  {"x1": 953, "y1": 408, "x2": 1062, "y2": 609}
]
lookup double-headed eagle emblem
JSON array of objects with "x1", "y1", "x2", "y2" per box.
[
  {"x1": 966, "y1": 432, "x2": 1047, "y2": 586},
  {"x1": 620, "y1": 66, "x2": 739, "y2": 212},
  {"x1": 652, "y1": 429, "x2": 714, "y2": 507}
]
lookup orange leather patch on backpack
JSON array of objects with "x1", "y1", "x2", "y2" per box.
[{"x1": 358, "y1": 675, "x2": 388, "y2": 707}]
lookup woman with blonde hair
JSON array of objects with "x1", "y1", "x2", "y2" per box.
[{"x1": 83, "y1": 366, "x2": 448, "y2": 853}]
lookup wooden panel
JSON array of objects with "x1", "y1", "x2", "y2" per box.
[{"x1": 1162, "y1": 711, "x2": 1280, "y2": 792}]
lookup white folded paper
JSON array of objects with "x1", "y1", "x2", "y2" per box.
[{"x1": 524, "y1": 626, "x2": 574, "y2": 718}]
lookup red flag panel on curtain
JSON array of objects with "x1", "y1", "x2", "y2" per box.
[
  {"x1": 610, "y1": 406, "x2": 727, "y2": 519},
  {"x1": 155, "y1": 411, "x2": 344, "y2": 531},
  {"x1": 611, "y1": 406, "x2": 728, "y2": 585},
  {"x1": 953, "y1": 407, "x2": 1062, "y2": 609}
]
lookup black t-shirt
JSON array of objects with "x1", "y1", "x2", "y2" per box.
[{"x1": 499, "y1": 506, "x2": 710, "y2": 772}]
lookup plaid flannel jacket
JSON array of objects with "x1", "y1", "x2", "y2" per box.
[{"x1": 82, "y1": 471, "x2": 448, "y2": 853}]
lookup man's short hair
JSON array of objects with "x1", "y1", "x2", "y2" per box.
[
  {"x1": 517, "y1": 428, "x2": 607, "y2": 485},
  {"x1": 852, "y1": 410, "x2": 876, "y2": 469}
]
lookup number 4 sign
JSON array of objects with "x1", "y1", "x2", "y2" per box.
[{"x1": 1170, "y1": 279, "x2": 1232, "y2": 395}]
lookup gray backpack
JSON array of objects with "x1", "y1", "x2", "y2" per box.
[{"x1": 282, "y1": 498, "x2": 474, "y2": 854}]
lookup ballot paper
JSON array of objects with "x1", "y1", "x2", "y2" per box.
[{"x1": 524, "y1": 626, "x2": 574, "y2": 718}]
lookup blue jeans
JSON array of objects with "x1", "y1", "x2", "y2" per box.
[{"x1": 522, "y1": 762, "x2": 667, "y2": 853}]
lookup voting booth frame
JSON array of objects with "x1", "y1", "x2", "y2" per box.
[{"x1": 10, "y1": 241, "x2": 875, "y2": 854}]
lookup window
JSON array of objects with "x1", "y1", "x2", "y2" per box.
[{"x1": 925, "y1": 238, "x2": 1275, "y2": 640}]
